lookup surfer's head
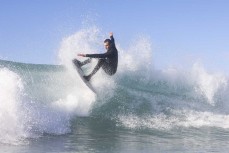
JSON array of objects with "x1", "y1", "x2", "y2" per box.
[{"x1": 104, "y1": 39, "x2": 112, "y2": 50}]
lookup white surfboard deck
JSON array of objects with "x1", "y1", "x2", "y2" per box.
[{"x1": 73, "y1": 59, "x2": 96, "y2": 94}]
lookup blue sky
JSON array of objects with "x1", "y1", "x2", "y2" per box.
[{"x1": 1, "y1": 0, "x2": 229, "y2": 74}]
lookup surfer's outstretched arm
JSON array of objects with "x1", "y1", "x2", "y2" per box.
[
  {"x1": 78, "y1": 32, "x2": 115, "y2": 58},
  {"x1": 77, "y1": 52, "x2": 112, "y2": 58},
  {"x1": 109, "y1": 32, "x2": 115, "y2": 47},
  {"x1": 78, "y1": 53, "x2": 86, "y2": 57}
]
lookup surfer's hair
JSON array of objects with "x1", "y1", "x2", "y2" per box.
[{"x1": 104, "y1": 39, "x2": 112, "y2": 44}]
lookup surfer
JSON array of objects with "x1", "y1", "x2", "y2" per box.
[{"x1": 73, "y1": 32, "x2": 118, "y2": 81}]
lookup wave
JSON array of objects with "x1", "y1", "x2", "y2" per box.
[{"x1": 1, "y1": 26, "x2": 229, "y2": 145}]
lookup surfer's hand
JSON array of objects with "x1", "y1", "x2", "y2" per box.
[
  {"x1": 77, "y1": 54, "x2": 86, "y2": 57},
  {"x1": 109, "y1": 32, "x2": 113, "y2": 37}
]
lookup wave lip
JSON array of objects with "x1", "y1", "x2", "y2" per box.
[{"x1": 1, "y1": 26, "x2": 229, "y2": 145}]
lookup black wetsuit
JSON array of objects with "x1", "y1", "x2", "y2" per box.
[{"x1": 85, "y1": 36, "x2": 118, "y2": 76}]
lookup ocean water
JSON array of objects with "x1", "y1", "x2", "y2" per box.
[{"x1": 1, "y1": 27, "x2": 229, "y2": 153}]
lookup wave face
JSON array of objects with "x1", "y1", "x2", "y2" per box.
[{"x1": 1, "y1": 27, "x2": 229, "y2": 145}]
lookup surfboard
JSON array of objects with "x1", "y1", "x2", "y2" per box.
[{"x1": 72, "y1": 59, "x2": 96, "y2": 94}]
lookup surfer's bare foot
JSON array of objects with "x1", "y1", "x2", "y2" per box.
[{"x1": 83, "y1": 75, "x2": 91, "y2": 81}]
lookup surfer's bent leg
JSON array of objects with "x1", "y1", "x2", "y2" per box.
[
  {"x1": 73, "y1": 58, "x2": 92, "y2": 67},
  {"x1": 101, "y1": 61, "x2": 116, "y2": 76},
  {"x1": 84, "y1": 59, "x2": 106, "y2": 81},
  {"x1": 81, "y1": 58, "x2": 92, "y2": 66}
]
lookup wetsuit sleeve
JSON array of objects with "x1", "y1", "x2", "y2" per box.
[
  {"x1": 110, "y1": 36, "x2": 116, "y2": 47},
  {"x1": 86, "y1": 51, "x2": 113, "y2": 58},
  {"x1": 86, "y1": 36, "x2": 116, "y2": 58}
]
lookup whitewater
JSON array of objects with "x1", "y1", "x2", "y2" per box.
[{"x1": 1, "y1": 27, "x2": 229, "y2": 152}]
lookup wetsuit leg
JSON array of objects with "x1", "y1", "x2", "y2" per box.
[
  {"x1": 86, "y1": 59, "x2": 105, "y2": 80},
  {"x1": 81, "y1": 58, "x2": 92, "y2": 66},
  {"x1": 72, "y1": 58, "x2": 92, "y2": 67},
  {"x1": 102, "y1": 63, "x2": 115, "y2": 75},
  {"x1": 84, "y1": 59, "x2": 114, "y2": 81}
]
